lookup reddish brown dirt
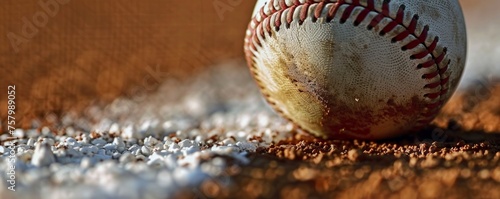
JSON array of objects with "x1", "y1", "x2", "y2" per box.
[{"x1": 183, "y1": 82, "x2": 500, "y2": 199}]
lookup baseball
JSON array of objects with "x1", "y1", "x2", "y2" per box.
[{"x1": 244, "y1": 0, "x2": 467, "y2": 139}]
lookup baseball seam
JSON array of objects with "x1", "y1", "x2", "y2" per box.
[{"x1": 244, "y1": 0, "x2": 450, "y2": 136}]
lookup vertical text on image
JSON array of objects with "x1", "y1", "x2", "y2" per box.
[
  {"x1": 6, "y1": 85, "x2": 17, "y2": 191},
  {"x1": 7, "y1": 85, "x2": 16, "y2": 133}
]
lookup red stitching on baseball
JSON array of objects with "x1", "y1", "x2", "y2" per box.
[
  {"x1": 244, "y1": 0, "x2": 451, "y2": 133},
  {"x1": 314, "y1": 2, "x2": 325, "y2": 20},
  {"x1": 424, "y1": 81, "x2": 442, "y2": 89},
  {"x1": 299, "y1": 3, "x2": 309, "y2": 25}
]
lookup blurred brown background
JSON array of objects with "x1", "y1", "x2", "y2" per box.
[
  {"x1": 0, "y1": 0, "x2": 255, "y2": 127},
  {"x1": 0, "y1": 0, "x2": 499, "y2": 129}
]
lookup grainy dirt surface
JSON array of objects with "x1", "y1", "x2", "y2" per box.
[
  {"x1": 178, "y1": 80, "x2": 500, "y2": 199},
  {"x1": 1, "y1": 63, "x2": 499, "y2": 199}
]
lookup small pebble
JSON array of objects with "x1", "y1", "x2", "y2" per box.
[
  {"x1": 128, "y1": 144, "x2": 140, "y2": 153},
  {"x1": 179, "y1": 139, "x2": 193, "y2": 148},
  {"x1": 119, "y1": 152, "x2": 135, "y2": 164},
  {"x1": 66, "y1": 137, "x2": 77, "y2": 144},
  {"x1": 141, "y1": 146, "x2": 151, "y2": 156},
  {"x1": 144, "y1": 136, "x2": 158, "y2": 146},
  {"x1": 81, "y1": 133, "x2": 91, "y2": 144},
  {"x1": 222, "y1": 138, "x2": 235, "y2": 146},
  {"x1": 93, "y1": 154, "x2": 111, "y2": 162},
  {"x1": 112, "y1": 152, "x2": 121, "y2": 159},
  {"x1": 195, "y1": 135, "x2": 205, "y2": 143},
  {"x1": 27, "y1": 138, "x2": 36, "y2": 147},
  {"x1": 65, "y1": 127, "x2": 76, "y2": 137},
  {"x1": 66, "y1": 148, "x2": 81, "y2": 158},
  {"x1": 112, "y1": 137, "x2": 126, "y2": 152},
  {"x1": 169, "y1": 143, "x2": 180, "y2": 151},
  {"x1": 121, "y1": 125, "x2": 139, "y2": 139},
  {"x1": 17, "y1": 144, "x2": 30, "y2": 154},
  {"x1": 41, "y1": 127, "x2": 52, "y2": 136},
  {"x1": 147, "y1": 158, "x2": 165, "y2": 168},
  {"x1": 13, "y1": 129, "x2": 25, "y2": 138},
  {"x1": 348, "y1": 149, "x2": 361, "y2": 161},
  {"x1": 236, "y1": 141, "x2": 257, "y2": 152},
  {"x1": 31, "y1": 143, "x2": 56, "y2": 167},
  {"x1": 91, "y1": 138, "x2": 107, "y2": 147},
  {"x1": 103, "y1": 143, "x2": 117, "y2": 151},
  {"x1": 88, "y1": 146, "x2": 99, "y2": 154},
  {"x1": 97, "y1": 149, "x2": 106, "y2": 155},
  {"x1": 478, "y1": 169, "x2": 491, "y2": 180},
  {"x1": 109, "y1": 123, "x2": 120, "y2": 135},
  {"x1": 211, "y1": 146, "x2": 238, "y2": 154},
  {"x1": 79, "y1": 147, "x2": 91, "y2": 155}
]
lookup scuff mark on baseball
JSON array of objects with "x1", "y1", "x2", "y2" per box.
[{"x1": 244, "y1": 0, "x2": 467, "y2": 139}]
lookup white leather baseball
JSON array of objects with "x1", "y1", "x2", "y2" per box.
[{"x1": 244, "y1": 0, "x2": 467, "y2": 139}]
